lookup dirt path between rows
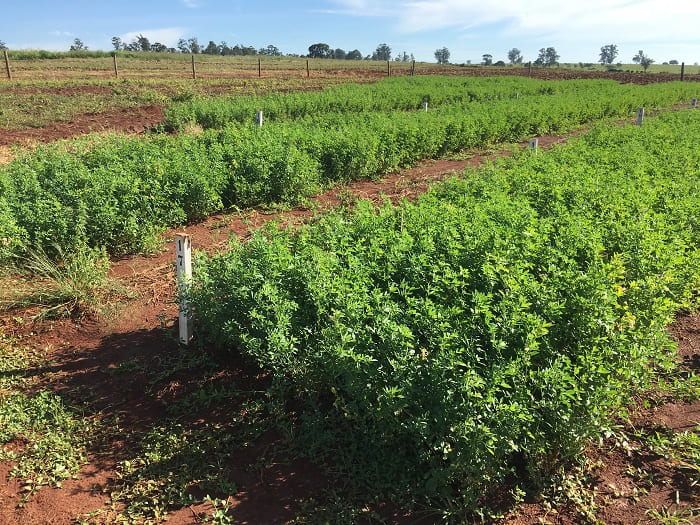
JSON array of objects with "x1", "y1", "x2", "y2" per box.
[
  {"x1": 0, "y1": 118, "x2": 698, "y2": 524},
  {"x1": 0, "y1": 105, "x2": 164, "y2": 148}
]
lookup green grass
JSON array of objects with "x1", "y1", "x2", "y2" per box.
[{"x1": 0, "y1": 244, "x2": 123, "y2": 319}]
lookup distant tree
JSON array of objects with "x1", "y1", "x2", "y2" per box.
[
  {"x1": 482, "y1": 53, "x2": 493, "y2": 65},
  {"x1": 372, "y1": 43, "x2": 392, "y2": 61},
  {"x1": 176, "y1": 39, "x2": 189, "y2": 53},
  {"x1": 494, "y1": 60, "x2": 506, "y2": 67},
  {"x1": 219, "y1": 41, "x2": 232, "y2": 55},
  {"x1": 599, "y1": 44, "x2": 618, "y2": 64},
  {"x1": 434, "y1": 47, "x2": 450, "y2": 64},
  {"x1": 111, "y1": 36, "x2": 123, "y2": 51},
  {"x1": 188, "y1": 37, "x2": 201, "y2": 54},
  {"x1": 70, "y1": 38, "x2": 87, "y2": 51},
  {"x1": 237, "y1": 45, "x2": 257, "y2": 56},
  {"x1": 535, "y1": 47, "x2": 559, "y2": 67},
  {"x1": 261, "y1": 45, "x2": 281, "y2": 56},
  {"x1": 308, "y1": 43, "x2": 331, "y2": 58},
  {"x1": 346, "y1": 49, "x2": 363, "y2": 60},
  {"x1": 151, "y1": 42, "x2": 168, "y2": 53},
  {"x1": 135, "y1": 34, "x2": 151, "y2": 52},
  {"x1": 633, "y1": 49, "x2": 654, "y2": 71},
  {"x1": 202, "y1": 40, "x2": 218, "y2": 54},
  {"x1": 332, "y1": 48, "x2": 346, "y2": 60},
  {"x1": 0, "y1": 40, "x2": 7, "y2": 50},
  {"x1": 669, "y1": 59, "x2": 679, "y2": 65},
  {"x1": 507, "y1": 48, "x2": 523, "y2": 64},
  {"x1": 396, "y1": 51, "x2": 411, "y2": 62}
]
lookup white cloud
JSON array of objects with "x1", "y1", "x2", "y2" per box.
[
  {"x1": 318, "y1": 0, "x2": 393, "y2": 16},
  {"x1": 49, "y1": 30, "x2": 76, "y2": 37},
  {"x1": 119, "y1": 28, "x2": 186, "y2": 47},
  {"x1": 327, "y1": 0, "x2": 700, "y2": 45}
]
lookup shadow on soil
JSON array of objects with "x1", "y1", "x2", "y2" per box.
[{"x1": 32, "y1": 324, "x2": 333, "y2": 523}]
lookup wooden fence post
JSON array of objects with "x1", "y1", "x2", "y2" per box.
[
  {"x1": 411, "y1": 60, "x2": 415, "y2": 76},
  {"x1": 113, "y1": 53, "x2": 119, "y2": 78},
  {"x1": 387, "y1": 60, "x2": 390, "y2": 77},
  {"x1": 191, "y1": 54, "x2": 196, "y2": 79},
  {"x1": 528, "y1": 61, "x2": 532, "y2": 77},
  {"x1": 306, "y1": 59, "x2": 310, "y2": 78},
  {"x1": 680, "y1": 62, "x2": 685, "y2": 81},
  {"x1": 3, "y1": 50, "x2": 11, "y2": 80},
  {"x1": 175, "y1": 234, "x2": 193, "y2": 345},
  {"x1": 258, "y1": 58, "x2": 261, "y2": 78}
]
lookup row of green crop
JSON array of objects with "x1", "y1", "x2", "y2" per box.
[
  {"x1": 0, "y1": 78, "x2": 697, "y2": 263},
  {"x1": 185, "y1": 110, "x2": 700, "y2": 514},
  {"x1": 163, "y1": 76, "x2": 654, "y2": 130}
]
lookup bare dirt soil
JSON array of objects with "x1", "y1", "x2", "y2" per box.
[
  {"x1": 0, "y1": 117, "x2": 698, "y2": 523},
  {"x1": 0, "y1": 105, "x2": 164, "y2": 147}
]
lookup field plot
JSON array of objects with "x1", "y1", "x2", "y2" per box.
[
  {"x1": 0, "y1": 73, "x2": 698, "y2": 524},
  {"x1": 1, "y1": 77, "x2": 698, "y2": 265},
  {"x1": 1, "y1": 53, "x2": 698, "y2": 141},
  {"x1": 186, "y1": 110, "x2": 699, "y2": 520}
]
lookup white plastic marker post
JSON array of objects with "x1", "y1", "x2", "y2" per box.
[
  {"x1": 637, "y1": 107, "x2": 644, "y2": 126},
  {"x1": 256, "y1": 110, "x2": 263, "y2": 127},
  {"x1": 515, "y1": 92, "x2": 519, "y2": 100},
  {"x1": 529, "y1": 138, "x2": 538, "y2": 154},
  {"x1": 692, "y1": 98, "x2": 697, "y2": 109},
  {"x1": 423, "y1": 101, "x2": 428, "y2": 112},
  {"x1": 175, "y1": 234, "x2": 193, "y2": 345}
]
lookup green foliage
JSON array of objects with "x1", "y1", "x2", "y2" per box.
[
  {"x1": 186, "y1": 110, "x2": 700, "y2": 513},
  {"x1": 1, "y1": 77, "x2": 697, "y2": 264},
  {"x1": 163, "y1": 76, "x2": 628, "y2": 130}
]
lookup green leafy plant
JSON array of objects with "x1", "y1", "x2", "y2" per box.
[
  {"x1": 186, "y1": 110, "x2": 700, "y2": 516},
  {"x1": 2, "y1": 77, "x2": 697, "y2": 263}
]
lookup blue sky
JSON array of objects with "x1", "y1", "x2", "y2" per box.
[{"x1": 2, "y1": 0, "x2": 699, "y2": 64}]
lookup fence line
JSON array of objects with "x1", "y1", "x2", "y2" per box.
[{"x1": 2, "y1": 54, "x2": 697, "y2": 82}]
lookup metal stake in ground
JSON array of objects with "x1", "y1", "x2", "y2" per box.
[
  {"x1": 176, "y1": 234, "x2": 193, "y2": 345},
  {"x1": 692, "y1": 98, "x2": 697, "y2": 109},
  {"x1": 256, "y1": 110, "x2": 263, "y2": 127},
  {"x1": 637, "y1": 107, "x2": 644, "y2": 126},
  {"x1": 423, "y1": 101, "x2": 428, "y2": 112},
  {"x1": 529, "y1": 138, "x2": 538, "y2": 154}
]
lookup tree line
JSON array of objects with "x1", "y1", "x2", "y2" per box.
[{"x1": 0, "y1": 36, "x2": 669, "y2": 70}]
